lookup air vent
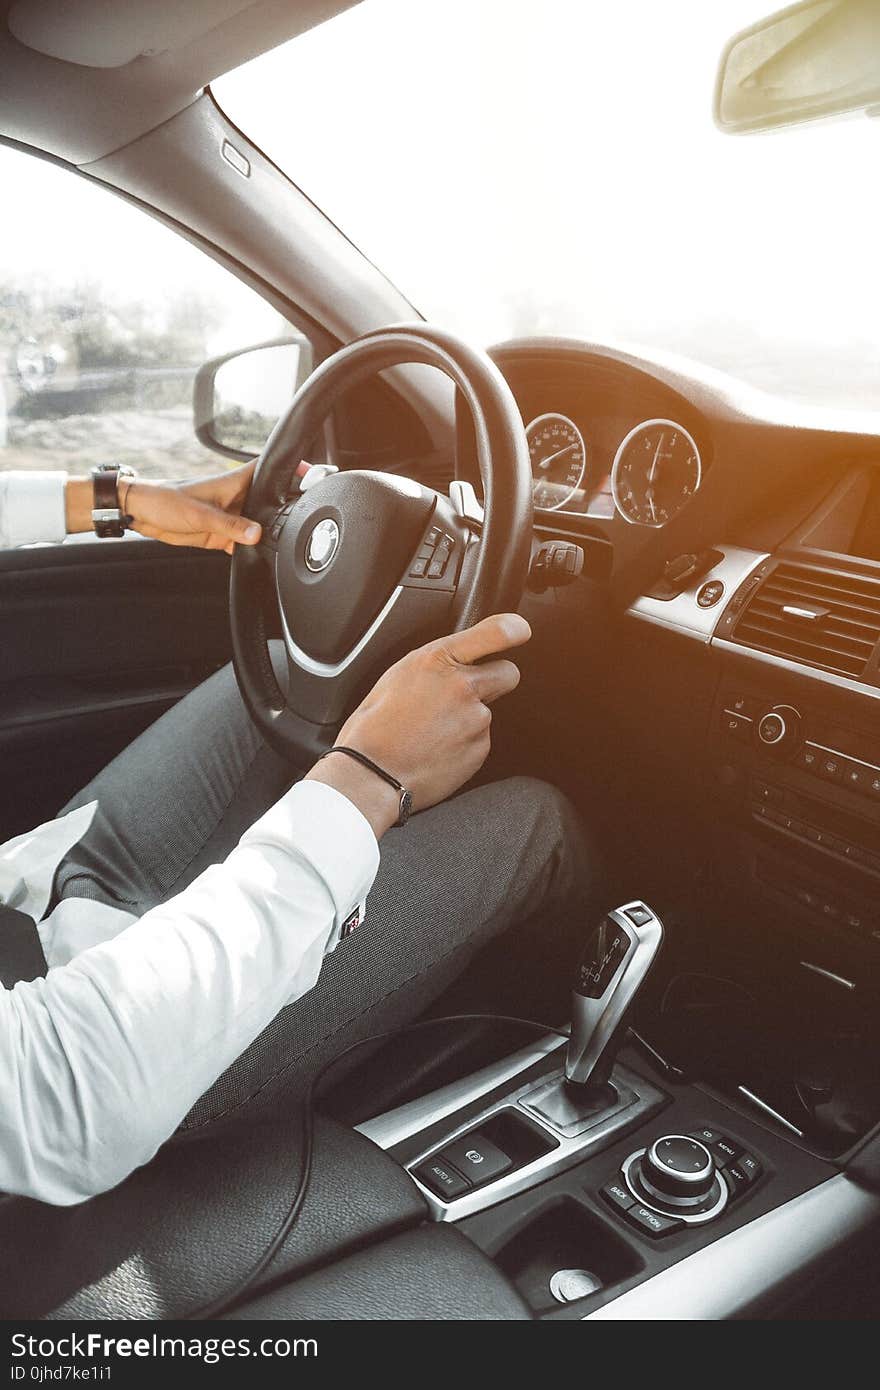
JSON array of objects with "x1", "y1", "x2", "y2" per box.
[{"x1": 732, "y1": 560, "x2": 880, "y2": 680}]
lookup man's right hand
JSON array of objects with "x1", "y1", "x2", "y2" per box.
[{"x1": 304, "y1": 613, "x2": 531, "y2": 837}]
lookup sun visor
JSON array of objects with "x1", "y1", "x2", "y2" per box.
[{"x1": 7, "y1": 0, "x2": 255, "y2": 69}]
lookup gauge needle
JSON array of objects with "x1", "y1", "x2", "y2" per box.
[
  {"x1": 648, "y1": 435, "x2": 665, "y2": 484},
  {"x1": 537, "y1": 442, "x2": 577, "y2": 471},
  {"x1": 646, "y1": 487, "x2": 658, "y2": 523}
]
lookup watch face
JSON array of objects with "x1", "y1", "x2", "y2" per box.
[{"x1": 397, "y1": 790, "x2": 414, "y2": 826}]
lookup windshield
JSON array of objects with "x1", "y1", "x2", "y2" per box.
[{"x1": 214, "y1": 0, "x2": 880, "y2": 410}]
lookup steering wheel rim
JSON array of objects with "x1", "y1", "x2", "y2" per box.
[{"x1": 230, "y1": 322, "x2": 533, "y2": 764}]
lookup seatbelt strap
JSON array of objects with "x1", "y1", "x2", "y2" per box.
[{"x1": 0, "y1": 905, "x2": 48, "y2": 987}]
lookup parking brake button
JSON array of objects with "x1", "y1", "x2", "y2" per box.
[{"x1": 440, "y1": 1131, "x2": 513, "y2": 1187}]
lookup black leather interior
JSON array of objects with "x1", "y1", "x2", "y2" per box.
[
  {"x1": 0, "y1": 539, "x2": 232, "y2": 842},
  {"x1": 226, "y1": 1225, "x2": 532, "y2": 1321},
  {"x1": 0, "y1": 1113, "x2": 426, "y2": 1320}
]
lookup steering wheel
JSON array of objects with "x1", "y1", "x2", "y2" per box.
[{"x1": 230, "y1": 323, "x2": 533, "y2": 764}]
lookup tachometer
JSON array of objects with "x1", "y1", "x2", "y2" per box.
[
  {"x1": 526, "y1": 413, "x2": 587, "y2": 512},
  {"x1": 610, "y1": 418, "x2": 702, "y2": 527}
]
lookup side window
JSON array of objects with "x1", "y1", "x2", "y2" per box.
[{"x1": 0, "y1": 144, "x2": 300, "y2": 481}]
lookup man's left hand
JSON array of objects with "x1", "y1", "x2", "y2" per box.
[{"x1": 125, "y1": 463, "x2": 262, "y2": 555}]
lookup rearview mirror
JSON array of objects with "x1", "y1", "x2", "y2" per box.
[
  {"x1": 193, "y1": 335, "x2": 313, "y2": 461},
  {"x1": 715, "y1": 0, "x2": 880, "y2": 133}
]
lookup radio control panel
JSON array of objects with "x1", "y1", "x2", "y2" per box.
[{"x1": 712, "y1": 681, "x2": 880, "y2": 952}]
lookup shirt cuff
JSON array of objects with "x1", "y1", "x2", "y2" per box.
[
  {"x1": 1, "y1": 471, "x2": 68, "y2": 548},
  {"x1": 239, "y1": 778, "x2": 381, "y2": 949}
]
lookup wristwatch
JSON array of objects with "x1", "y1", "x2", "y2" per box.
[{"x1": 91, "y1": 463, "x2": 137, "y2": 538}]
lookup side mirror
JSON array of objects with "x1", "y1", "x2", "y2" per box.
[
  {"x1": 193, "y1": 334, "x2": 313, "y2": 461},
  {"x1": 715, "y1": 0, "x2": 880, "y2": 134}
]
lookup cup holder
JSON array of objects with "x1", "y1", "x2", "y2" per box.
[{"x1": 495, "y1": 1198, "x2": 642, "y2": 1313}]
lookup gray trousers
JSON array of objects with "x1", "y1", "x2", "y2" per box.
[{"x1": 54, "y1": 657, "x2": 597, "y2": 1130}]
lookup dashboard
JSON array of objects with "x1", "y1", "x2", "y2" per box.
[{"x1": 454, "y1": 334, "x2": 880, "y2": 1021}]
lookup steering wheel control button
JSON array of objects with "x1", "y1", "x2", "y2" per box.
[
  {"x1": 601, "y1": 1180, "x2": 636, "y2": 1214},
  {"x1": 410, "y1": 529, "x2": 456, "y2": 580},
  {"x1": 439, "y1": 1132, "x2": 513, "y2": 1188},
  {"x1": 627, "y1": 1204, "x2": 682, "y2": 1238},
  {"x1": 697, "y1": 579, "x2": 725, "y2": 608},
  {"x1": 414, "y1": 1157, "x2": 470, "y2": 1201}
]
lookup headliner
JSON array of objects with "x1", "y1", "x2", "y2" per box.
[{"x1": 0, "y1": 0, "x2": 362, "y2": 163}]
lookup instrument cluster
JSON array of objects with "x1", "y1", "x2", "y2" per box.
[{"x1": 526, "y1": 409, "x2": 703, "y2": 527}]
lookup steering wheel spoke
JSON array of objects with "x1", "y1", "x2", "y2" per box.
[{"x1": 230, "y1": 324, "x2": 532, "y2": 764}]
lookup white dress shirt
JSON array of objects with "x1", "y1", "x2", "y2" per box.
[{"x1": 0, "y1": 471, "x2": 380, "y2": 1205}]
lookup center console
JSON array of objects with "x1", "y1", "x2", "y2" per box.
[{"x1": 350, "y1": 901, "x2": 874, "y2": 1318}]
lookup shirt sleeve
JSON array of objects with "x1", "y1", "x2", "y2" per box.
[
  {"x1": 0, "y1": 471, "x2": 68, "y2": 549},
  {"x1": 0, "y1": 779, "x2": 379, "y2": 1206}
]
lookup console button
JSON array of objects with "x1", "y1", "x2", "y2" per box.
[
  {"x1": 626, "y1": 1204, "x2": 682, "y2": 1238},
  {"x1": 690, "y1": 1127, "x2": 725, "y2": 1146},
  {"x1": 711, "y1": 1135, "x2": 742, "y2": 1167},
  {"x1": 414, "y1": 1157, "x2": 470, "y2": 1200},
  {"x1": 601, "y1": 1180, "x2": 636, "y2": 1214},
  {"x1": 819, "y1": 754, "x2": 844, "y2": 784},
  {"x1": 752, "y1": 779, "x2": 784, "y2": 806},
  {"x1": 724, "y1": 1152, "x2": 763, "y2": 1198},
  {"x1": 797, "y1": 744, "x2": 821, "y2": 774},
  {"x1": 735, "y1": 1152, "x2": 762, "y2": 1184},
  {"x1": 723, "y1": 711, "x2": 752, "y2": 742},
  {"x1": 868, "y1": 773, "x2": 880, "y2": 799},
  {"x1": 842, "y1": 760, "x2": 871, "y2": 794},
  {"x1": 697, "y1": 580, "x2": 724, "y2": 608},
  {"x1": 625, "y1": 904, "x2": 654, "y2": 927},
  {"x1": 441, "y1": 1132, "x2": 513, "y2": 1188},
  {"x1": 757, "y1": 713, "x2": 785, "y2": 745}
]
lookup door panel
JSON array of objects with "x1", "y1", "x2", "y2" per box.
[{"x1": 0, "y1": 539, "x2": 231, "y2": 841}]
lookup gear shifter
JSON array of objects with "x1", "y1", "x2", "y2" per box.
[{"x1": 565, "y1": 901, "x2": 664, "y2": 1095}]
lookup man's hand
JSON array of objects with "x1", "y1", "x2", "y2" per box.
[
  {"x1": 124, "y1": 465, "x2": 262, "y2": 554},
  {"x1": 305, "y1": 613, "x2": 531, "y2": 838},
  {"x1": 63, "y1": 461, "x2": 290, "y2": 554}
]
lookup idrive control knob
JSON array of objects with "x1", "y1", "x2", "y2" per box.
[{"x1": 640, "y1": 1136, "x2": 716, "y2": 1205}]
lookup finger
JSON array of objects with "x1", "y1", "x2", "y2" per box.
[
  {"x1": 187, "y1": 499, "x2": 261, "y2": 546},
  {"x1": 440, "y1": 613, "x2": 531, "y2": 666},
  {"x1": 466, "y1": 658, "x2": 521, "y2": 704}
]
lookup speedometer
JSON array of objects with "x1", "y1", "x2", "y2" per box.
[
  {"x1": 526, "y1": 413, "x2": 587, "y2": 512},
  {"x1": 610, "y1": 418, "x2": 702, "y2": 527}
]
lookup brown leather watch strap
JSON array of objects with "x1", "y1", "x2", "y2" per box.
[{"x1": 91, "y1": 464, "x2": 134, "y2": 538}]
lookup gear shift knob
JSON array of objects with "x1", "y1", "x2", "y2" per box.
[{"x1": 565, "y1": 901, "x2": 664, "y2": 1092}]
